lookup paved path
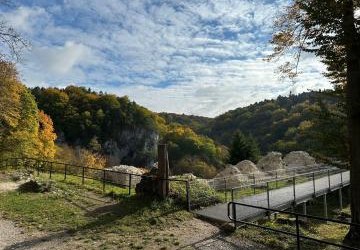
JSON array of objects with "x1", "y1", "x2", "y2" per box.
[{"x1": 195, "y1": 171, "x2": 350, "y2": 222}]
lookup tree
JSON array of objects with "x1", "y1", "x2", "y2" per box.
[
  {"x1": 0, "y1": 1, "x2": 28, "y2": 61},
  {"x1": 268, "y1": 0, "x2": 360, "y2": 241},
  {"x1": 0, "y1": 61, "x2": 56, "y2": 159},
  {"x1": 37, "y1": 110, "x2": 57, "y2": 159},
  {"x1": 228, "y1": 131, "x2": 260, "y2": 164}
]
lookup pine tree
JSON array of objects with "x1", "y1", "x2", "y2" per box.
[{"x1": 228, "y1": 131, "x2": 260, "y2": 164}]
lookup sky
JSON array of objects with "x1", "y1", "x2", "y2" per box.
[{"x1": 1, "y1": 0, "x2": 332, "y2": 117}]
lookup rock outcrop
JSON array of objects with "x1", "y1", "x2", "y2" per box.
[
  {"x1": 257, "y1": 152, "x2": 285, "y2": 172},
  {"x1": 103, "y1": 128, "x2": 159, "y2": 167},
  {"x1": 284, "y1": 151, "x2": 316, "y2": 168}
]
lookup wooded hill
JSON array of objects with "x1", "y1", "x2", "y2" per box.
[
  {"x1": 161, "y1": 91, "x2": 348, "y2": 162},
  {"x1": 29, "y1": 85, "x2": 347, "y2": 177}
]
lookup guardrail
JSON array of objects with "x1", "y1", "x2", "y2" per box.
[
  {"x1": 229, "y1": 168, "x2": 349, "y2": 203},
  {"x1": 207, "y1": 164, "x2": 337, "y2": 190},
  {"x1": 0, "y1": 157, "x2": 191, "y2": 211},
  {"x1": 228, "y1": 201, "x2": 360, "y2": 250}
]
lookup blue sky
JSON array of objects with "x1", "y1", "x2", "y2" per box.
[{"x1": 1, "y1": 0, "x2": 331, "y2": 117}]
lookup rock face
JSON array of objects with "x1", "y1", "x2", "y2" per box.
[
  {"x1": 284, "y1": 151, "x2": 316, "y2": 168},
  {"x1": 105, "y1": 165, "x2": 147, "y2": 187},
  {"x1": 235, "y1": 160, "x2": 260, "y2": 174},
  {"x1": 257, "y1": 152, "x2": 285, "y2": 172},
  {"x1": 103, "y1": 128, "x2": 159, "y2": 167}
]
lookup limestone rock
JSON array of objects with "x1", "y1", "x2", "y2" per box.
[
  {"x1": 235, "y1": 160, "x2": 260, "y2": 174},
  {"x1": 105, "y1": 165, "x2": 146, "y2": 187},
  {"x1": 257, "y1": 152, "x2": 285, "y2": 172},
  {"x1": 210, "y1": 165, "x2": 248, "y2": 189},
  {"x1": 284, "y1": 151, "x2": 316, "y2": 168},
  {"x1": 215, "y1": 165, "x2": 241, "y2": 178}
]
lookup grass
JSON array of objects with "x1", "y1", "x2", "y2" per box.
[
  {"x1": 233, "y1": 188, "x2": 353, "y2": 250},
  {"x1": 0, "y1": 171, "x2": 193, "y2": 249}
]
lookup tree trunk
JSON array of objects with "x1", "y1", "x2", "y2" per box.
[{"x1": 343, "y1": 0, "x2": 360, "y2": 244}]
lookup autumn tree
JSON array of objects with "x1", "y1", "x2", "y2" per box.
[
  {"x1": 0, "y1": 61, "x2": 56, "y2": 159},
  {"x1": 37, "y1": 110, "x2": 57, "y2": 159},
  {"x1": 268, "y1": 0, "x2": 360, "y2": 242}
]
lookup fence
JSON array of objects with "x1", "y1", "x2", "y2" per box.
[
  {"x1": 228, "y1": 201, "x2": 360, "y2": 250},
  {"x1": 229, "y1": 167, "x2": 349, "y2": 203},
  {"x1": 0, "y1": 157, "x2": 191, "y2": 211},
  {"x1": 207, "y1": 164, "x2": 339, "y2": 191}
]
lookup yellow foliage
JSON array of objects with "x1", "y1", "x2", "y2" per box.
[
  {"x1": 37, "y1": 110, "x2": 57, "y2": 159},
  {"x1": 55, "y1": 144, "x2": 106, "y2": 169}
]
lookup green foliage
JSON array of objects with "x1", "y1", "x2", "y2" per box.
[
  {"x1": 31, "y1": 86, "x2": 164, "y2": 166},
  {"x1": 228, "y1": 131, "x2": 260, "y2": 164},
  {"x1": 170, "y1": 175, "x2": 221, "y2": 207},
  {"x1": 163, "y1": 124, "x2": 227, "y2": 176}
]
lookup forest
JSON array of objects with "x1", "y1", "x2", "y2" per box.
[{"x1": 0, "y1": 62, "x2": 347, "y2": 179}]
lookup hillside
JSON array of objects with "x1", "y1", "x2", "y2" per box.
[
  {"x1": 31, "y1": 86, "x2": 225, "y2": 176},
  {"x1": 162, "y1": 91, "x2": 348, "y2": 161}
]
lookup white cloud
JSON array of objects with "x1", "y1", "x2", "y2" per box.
[{"x1": 1, "y1": 0, "x2": 332, "y2": 117}]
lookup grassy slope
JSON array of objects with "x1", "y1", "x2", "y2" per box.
[{"x1": 0, "y1": 172, "x2": 192, "y2": 249}]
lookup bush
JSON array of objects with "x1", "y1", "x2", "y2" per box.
[{"x1": 169, "y1": 175, "x2": 221, "y2": 209}]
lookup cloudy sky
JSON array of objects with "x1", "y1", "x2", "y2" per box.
[{"x1": 1, "y1": 0, "x2": 332, "y2": 117}]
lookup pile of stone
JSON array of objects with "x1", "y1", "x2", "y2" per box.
[
  {"x1": 235, "y1": 160, "x2": 260, "y2": 174},
  {"x1": 211, "y1": 165, "x2": 249, "y2": 189},
  {"x1": 283, "y1": 151, "x2": 317, "y2": 169},
  {"x1": 104, "y1": 165, "x2": 147, "y2": 187},
  {"x1": 257, "y1": 152, "x2": 285, "y2": 172}
]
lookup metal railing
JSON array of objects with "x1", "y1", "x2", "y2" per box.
[
  {"x1": 0, "y1": 157, "x2": 191, "y2": 211},
  {"x1": 228, "y1": 201, "x2": 360, "y2": 250},
  {"x1": 229, "y1": 168, "x2": 349, "y2": 203},
  {"x1": 207, "y1": 164, "x2": 337, "y2": 190}
]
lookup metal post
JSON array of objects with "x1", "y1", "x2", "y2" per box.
[
  {"x1": 231, "y1": 188, "x2": 234, "y2": 202},
  {"x1": 295, "y1": 214, "x2": 301, "y2": 250},
  {"x1": 232, "y1": 202, "x2": 237, "y2": 229},
  {"x1": 253, "y1": 174, "x2": 256, "y2": 194},
  {"x1": 266, "y1": 182, "x2": 271, "y2": 220},
  {"x1": 340, "y1": 171, "x2": 343, "y2": 187},
  {"x1": 293, "y1": 176, "x2": 296, "y2": 204},
  {"x1": 37, "y1": 162, "x2": 40, "y2": 176},
  {"x1": 312, "y1": 172, "x2": 316, "y2": 196},
  {"x1": 275, "y1": 171, "x2": 278, "y2": 188},
  {"x1": 128, "y1": 174, "x2": 132, "y2": 195},
  {"x1": 186, "y1": 181, "x2": 191, "y2": 212},
  {"x1": 82, "y1": 166, "x2": 85, "y2": 185},
  {"x1": 224, "y1": 178, "x2": 227, "y2": 202},
  {"x1": 324, "y1": 194, "x2": 328, "y2": 219},
  {"x1": 64, "y1": 164, "x2": 67, "y2": 180},
  {"x1": 339, "y1": 188, "x2": 343, "y2": 210},
  {"x1": 302, "y1": 202, "x2": 307, "y2": 222},
  {"x1": 102, "y1": 170, "x2": 106, "y2": 193},
  {"x1": 328, "y1": 170, "x2": 331, "y2": 190},
  {"x1": 266, "y1": 182, "x2": 270, "y2": 208}
]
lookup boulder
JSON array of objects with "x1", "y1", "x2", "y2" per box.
[
  {"x1": 235, "y1": 160, "x2": 260, "y2": 174},
  {"x1": 105, "y1": 165, "x2": 146, "y2": 187},
  {"x1": 257, "y1": 152, "x2": 285, "y2": 172},
  {"x1": 283, "y1": 151, "x2": 316, "y2": 168}
]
